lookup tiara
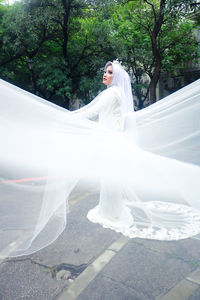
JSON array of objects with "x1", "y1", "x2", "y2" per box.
[
  {"x1": 112, "y1": 59, "x2": 122, "y2": 65},
  {"x1": 112, "y1": 59, "x2": 124, "y2": 70}
]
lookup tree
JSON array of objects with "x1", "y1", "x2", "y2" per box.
[
  {"x1": 111, "y1": 0, "x2": 199, "y2": 107},
  {"x1": 0, "y1": 0, "x2": 116, "y2": 108},
  {"x1": 1, "y1": 0, "x2": 198, "y2": 109},
  {"x1": 0, "y1": 0, "x2": 57, "y2": 93}
]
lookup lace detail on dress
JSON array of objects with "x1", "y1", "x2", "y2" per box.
[{"x1": 87, "y1": 202, "x2": 200, "y2": 241}]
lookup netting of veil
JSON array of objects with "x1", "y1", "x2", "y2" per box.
[
  {"x1": 109, "y1": 60, "x2": 134, "y2": 113},
  {"x1": 0, "y1": 74, "x2": 200, "y2": 258}
]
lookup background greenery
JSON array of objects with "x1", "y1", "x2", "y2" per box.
[{"x1": 0, "y1": 0, "x2": 199, "y2": 109}]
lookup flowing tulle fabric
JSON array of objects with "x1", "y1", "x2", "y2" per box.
[{"x1": 0, "y1": 78, "x2": 200, "y2": 258}]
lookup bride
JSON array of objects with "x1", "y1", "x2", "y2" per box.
[
  {"x1": 0, "y1": 60, "x2": 200, "y2": 258},
  {"x1": 72, "y1": 61, "x2": 135, "y2": 230}
]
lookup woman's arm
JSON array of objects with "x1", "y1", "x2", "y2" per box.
[{"x1": 71, "y1": 87, "x2": 118, "y2": 120}]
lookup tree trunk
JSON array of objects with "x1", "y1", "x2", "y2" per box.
[
  {"x1": 149, "y1": 61, "x2": 161, "y2": 104},
  {"x1": 63, "y1": 95, "x2": 70, "y2": 109},
  {"x1": 148, "y1": 0, "x2": 166, "y2": 104},
  {"x1": 62, "y1": 0, "x2": 70, "y2": 59}
]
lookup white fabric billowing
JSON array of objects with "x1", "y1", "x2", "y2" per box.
[{"x1": 0, "y1": 76, "x2": 200, "y2": 258}]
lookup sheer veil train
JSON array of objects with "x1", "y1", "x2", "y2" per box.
[{"x1": 0, "y1": 61, "x2": 200, "y2": 258}]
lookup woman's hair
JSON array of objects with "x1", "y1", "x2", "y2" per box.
[{"x1": 104, "y1": 61, "x2": 112, "y2": 71}]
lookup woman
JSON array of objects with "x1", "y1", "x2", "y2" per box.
[
  {"x1": 72, "y1": 60, "x2": 135, "y2": 231},
  {"x1": 0, "y1": 60, "x2": 200, "y2": 258}
]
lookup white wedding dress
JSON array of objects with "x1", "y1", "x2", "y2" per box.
[
  {"x1": 71, "y1": 86, "x2": 135, "y2": 230},
  {"x1": 0, "y1": 67, "x2": 200, "y2": 257}
]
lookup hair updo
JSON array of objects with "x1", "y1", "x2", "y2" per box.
[{"x1": 104, "y1": 61, "x2": 112, "y2": 71}]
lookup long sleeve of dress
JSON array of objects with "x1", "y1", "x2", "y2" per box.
[
  {"x1": 71, "y1": 93, "x2": 103, "y2": 120},
  {"x1": 71, "y1": 86, "x2": 123, "y2": 131}
]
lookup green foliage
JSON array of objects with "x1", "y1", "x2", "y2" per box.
[
  {"x1": 166, "y1": 0, "x2": 200, "y2": 15},
  {"x1": 0, "y1": 0, "x2": 199, "y2": 109},
  {"x1": 109, "y1": 0, "x2": 199, "y2": 107},
  {"x1": 162, "y1": 21, "x2": 199, "y2": 73}
]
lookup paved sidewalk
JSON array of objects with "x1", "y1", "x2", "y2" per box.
[
  {"x1": 0, "y1": 187, "x2": 200, "y2": 300},
  {"x1": 58, "y1": 236, "x2": 200, "y2": 300}
]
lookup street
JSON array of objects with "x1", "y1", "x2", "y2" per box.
[{"x1": 0, "y1": 182, "x2": 200, "y2": 300}]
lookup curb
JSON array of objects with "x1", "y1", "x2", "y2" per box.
[
  {"x1": 57, "y1": 235, "x2": 129, "y2": 300},
  {"x1": 156, "y1": 267, "x2": 200, "y2": 300}
]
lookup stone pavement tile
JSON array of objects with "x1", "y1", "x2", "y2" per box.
[
  {"x1": 137, "y1": 238, "x2": 200, "y2": 264},
  {"x1": 84, "y1": 239, "x2": 196, "y2": 299},
  {"x1": 189, "y1": 286, "x2": 200, "y2": 300},
  {"x1": 57, "y1": 236, "x2": 129, "y2": 300},
  {"x1": 157, "y1": 279, "x2": 199, "y2": 300},
  {"x1": 28, "y1": 194, "x2": 120, "y2": 266},
  {"x1": 0, "y1": 259, "x2": 66, "y2": 300},
  {"x1": 77, "y1": 273, "x2": 148, "y2": 300},
  {"x1": 187, "y1": 268, "x2": 200, "y2": 285}
]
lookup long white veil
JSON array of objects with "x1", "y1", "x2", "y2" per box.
[
  {"x1": 0, "y1": 77, "x2": 200, "y2": 258},
  {"x1": 110, "y1": 60, "x2": 134, "y2": 113}
]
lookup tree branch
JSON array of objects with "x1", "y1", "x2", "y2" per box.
[
  {"x1": 0, "y1": 54, "x2": 23, "y2": 67},
  {"x1": 144, "y1": 0, "x2": 157, "y2": 22}
]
